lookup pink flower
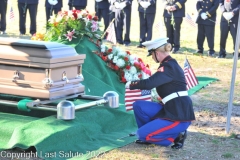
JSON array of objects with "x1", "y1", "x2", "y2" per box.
[
  {"x1": 91, "y1": 21, "x2": 99, "y2": 32},
  {"x1": 64, "y1": 29, "x2": 76, "y2": 41}
]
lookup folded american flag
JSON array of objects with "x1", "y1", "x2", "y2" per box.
[{"x1": 125, "y1": 89, "x2": 151, "y2": 111}]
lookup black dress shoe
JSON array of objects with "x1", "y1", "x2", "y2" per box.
[
  {"x1": 217, "y1": 53, "x2": 226, "y2": 58},
  {"x1": 196, "y1": 50, "x2": 203, "y2": 54},
  {"x1": 135, "y1": 139, "x2": 151, "y2": 145},
  {"x1": 137, "y1": 45, "x2": 145, "y2": 48},
  {"x1": 171, "y1": 131, "x2": 187, "y2": 149}
]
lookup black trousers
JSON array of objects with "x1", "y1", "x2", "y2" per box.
[
  {"x1": 164, "y1": 17, "x2": 183, "y2": 49},
  {"x1": 139, "y1": 12, "x2": 155, "y2": 45},
  {"x1": 45, "y1": 7, "x2": 61, "y2": 24},
  {"x1": 18, "y1": 3, "x2": 38, "y2": 35},
  {"x1": 115, "y1": 8, "x2": 131, "y2": 45},
  {"x1": 95, "y1": 8, "x2": 109, "y2": 32},
  {"x1": 219, "y1": 20, "x2": 238, "y2": 54},
  {"x1": 0, "y1": 0, "x2": 7, "y2": 31},
  {"x1": 197, "y1": 24, "x2": 215, "y2": 53}
]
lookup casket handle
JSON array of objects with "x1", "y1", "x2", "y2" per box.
[
  {"x1": 62, "y1": 71, "x2": 69, "y2": 83},
  {"x1": 76, "y1": 65, "x2": 84, "y2": 81},
  {"x1": 12, "y1": 70, "x2": 20, "y2": 82},
  {"x1": 43, "y1": 69, "x2": 54, "y2": 88}
]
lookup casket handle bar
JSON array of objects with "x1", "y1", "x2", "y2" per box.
[
  {"x1": 76, "y1": 65, "x2": 84, "y2": 81},
  {"x1": 43, "y1": 69, "x2": 54, "y2": 88},
  {"x1": 12, "y1": 70, "x2": 20, "y2": 82},
  {"x1": 62, "y1": 71, "x2": 69, "y2": 83}
]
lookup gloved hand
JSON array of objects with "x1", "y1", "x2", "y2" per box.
[
  {"x1": 140, "y1": 1, "x2": 151, "y2": 9},
  {"x1": 220, "y1": 5, "x2": 225, "y2": 13},
  {"x1": 114, "y1": 2, "x2": 120, "y2": 9},
  {"x1": 48, "y1": 0, "x2": 58, "y2": 5},
  {"x1": 96, "y1": 0, "x2": 103, "y2": 2},
  {"x1": 223, "y1": 12, "x2": 234, "y2": 21},
  {"x1": 125, "y1": 81, "x2": 131, "y2": 89},
  {"x1": 200, "y1": 12, "x2": 208, "y2": 20},
  {"x1": 119, "y1": 2, "x2": 127, "y2": 9}
]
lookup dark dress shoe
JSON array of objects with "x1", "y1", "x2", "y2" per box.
[
  {"x1": 208, "y1": 51, "x2": 215, "y2": 57},
  {"x1": 171, "y1": 130, "x2": 187, "y2": 149},
  {"x1": 217, "y1": 53, "x2": 226, "y2": 58},
  {"x1": 135, "y1": 139, "x2": 151, "y2": 145},
  {"x1": 137, "y1": 45, "x2": 145, "y2": 48},
  {"x1": 196, "y1": 50, "x2": 203, "y2": 54}
]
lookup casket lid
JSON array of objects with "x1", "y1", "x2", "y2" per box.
[{"x1": 0, "y1": 38, "x2": 85, "y2": 68}]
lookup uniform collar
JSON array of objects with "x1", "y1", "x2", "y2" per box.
[{"x1": 160, "y1": 55, "x2": 172, "y2": 64}]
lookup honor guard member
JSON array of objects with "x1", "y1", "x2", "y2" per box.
[
  {"x1": 68, "y1": 0, "x2": 87, "y2": 10},
  {"x1": 218, "y1": 0, "x2": 240, "y2": 58},
  {"x1": 18, "y1": 0, "x2": 39, "y2": 35},
  {"x1": 0, "y1": 0, "x2": 8, "y2": 34},
  {"x1": 137, "y1": 0, "x2": 157, "y2": 48},
  {"x1": 45, "y1": 0, "x2": 63, "y2": 24},
  {"x1": 196, "y1": 0, "x2": 218, "y2": 57},
  {"x1": 163, "y1": 0, "x2": 186, "y2": 53},
  {"x1": 114, "y1": 0, "x2": 132, "y2": 46},
  {"x1": 126, "y1": 37, "x2": 195, "y2": 148},
  {"x1": 95, "y1": 0, "x2": 110, "y2": 38}
]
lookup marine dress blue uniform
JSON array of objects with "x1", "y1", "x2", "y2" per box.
[
  {"x1": 129, "y1": 46, "x2": 195, "y2": 146},
  {"x1": 18, "y1": 0, "x2": 39, "y2": 35},
  {"x1": 163, "y1": 0, "x2": 186, "y2": 53},
  {"x1": 68, "y1": 0, "x2": 87, "y2": 10},
  {"x1": 115, "y1": 0, "x2": 132, "y2": 46},
  {"x1": 218, "y1": 0, "x2": 240, "y2": 58},
  {"x1": 196, "y1": 0, "x2": 218, "y2": 56},
  {"x1": 95, "y1": 0, "x2": 110, "y2": 33},
  {"x1": 45, "y1": 0, "x2": 63, "y2": 23},
  {"x1": 137, "y1": 0, "x2": 156, "y2": 48}
]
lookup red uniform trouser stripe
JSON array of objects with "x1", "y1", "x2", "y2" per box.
[{"x1": 146, "y1": 121, "x2": 180, "y2": 142}]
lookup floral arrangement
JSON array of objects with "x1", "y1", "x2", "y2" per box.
[
  {"x1": 94, "y1": 44, "x2": 152, "y2": 83},
  {"x1": 43, "y1": 9, "x2": 103, "y2": 41}
]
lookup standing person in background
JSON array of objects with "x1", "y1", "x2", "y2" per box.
[
  {"x1": 115, "y1": 0, "x2": 132, "y2": 46},
  {"x1": 95, "y1": 0, "x2": 110, "y2": 39},
  {"x1": 196, "y1": 0, "x2": 218, "y2": 57},
  {"x1": 68, "y1": 0, "x2": 87, "y2": 10},
  {"x1": 109, "y1": 0, "x2": 117, "y2": 37},
  {"x1": 217, "y1": 0, "x2": 240, "y2": 58},
  {"x1": 137, "y1": 0, "x2": 157, "y2": 48},
  {"x1": 163, "y1": 0, "x2": 186, "y2": 53},
  {"x1": 0, "y1": 0, "x2": 8, "y2": 34},
  {"x1": 45, "y1": 0, "x2": 63, "y2": 25},
  {"x1": 18, "y1": 0, "x2": 39, "y2": 36}
]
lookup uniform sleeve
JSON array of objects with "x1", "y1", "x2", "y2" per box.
[
  {"x1": 196, "y1": 0, "x2": 202, "y2": 13},
  {"x1": 126, "y1": 0, "x2": 132, "y2": 5},
  {"x1": 174, "y1": 0, "x2": 186, "y2": 10},
  {"x1": 150, "y1": 0, "x2": 156, "y2": 5},
  {"x1": 129, "y1": 65, "x2": 173, "y2": 90},
  {"x1": 232, "y1": 4, "x2": 240, "y2": 15},
  {"x1": 205, "y1": 0, "x2": 219, "y2": 17}
]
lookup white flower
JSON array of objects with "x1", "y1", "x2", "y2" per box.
[
  {"x1": 141, "y1": 71, "x2": 150, "y2": 79},
  {"x1": 56, "y1": 15, "x2": 63, "y2": 22},
  {"x1": 124, "y1": 72, "x2": 133, "y2": 82},
  {"x1": 101, "y1": 44, "x2": 106, "y2": 52},
  {"x1": 113, "y1": 56, "x2": 118, "y2": 63},
  {"x1": 108, "y1": 54, "x2": 113, "y2": 60},
  {"x1": 118, "y1": 51, "x2": 127, "y2": 57},
  {"x1": 77, "y1": 13, "x2": 82, "y2": 19},
  {"x1": 116, "y1": 59, "x2": 125, "y2": 68},
  {"x1": 132, "y1": 74, "x2": 140, "y2": 81},
  {"x1": 129, "y1": 66, "x2": 137, "y2": 74},
  {"x1": 48, "y1": 0, "x2": 58, "y2": 5}
]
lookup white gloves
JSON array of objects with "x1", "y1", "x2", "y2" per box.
[
  {"x1": 140, "y1": 1, "x2": 151, "y2": 9},
  {"x1": 96, "y1": 0, "x2": 103, "y2": 2},
  {"x1": 48, "y1": 0, "x2": 58, "y2": 5},
  {"x1": 200, "y1": 12, "x2": 208, "y2": 20},
  {"x1": 119, "y1": 2, "x2": 127, "y2": 9},
  {"x1": 125, "y1": 81, "x2": 131, "y2": 89},
  {"x1": 223, "y1": 12, "x2": 234, "y2": 21}
]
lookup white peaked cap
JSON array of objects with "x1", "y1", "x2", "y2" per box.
[{"x1": 142, "y1": 37, "x2": 169, "y2": 56}]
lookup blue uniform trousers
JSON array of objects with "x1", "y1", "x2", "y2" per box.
[
  {"x1": 139, "y1": 12, "x2": 155, "y2": 45},
  {"x1": 133, "y1": 100, "x2": 191, "y2": 146},
  {"x1": 197, "y1": 24, "x2": 215, "y2": 53}
]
